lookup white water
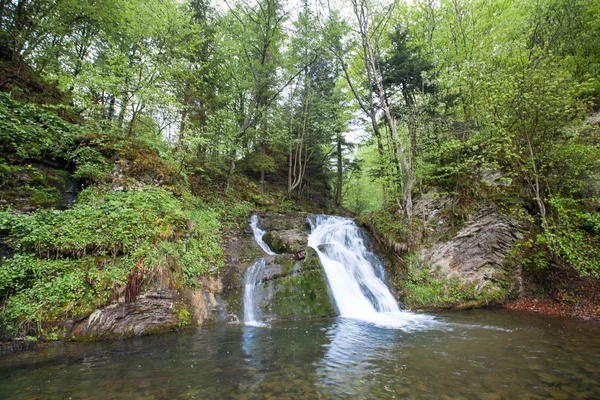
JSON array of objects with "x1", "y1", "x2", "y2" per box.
[
  {"x1": 243, "y1": 258, "x2": 268, "y2": 327},
  {"x1": 243, "y1": 215, "x2": 275, "y2": 326},
  {"x1": 250, "y1": 214, "x2": 275, "y2": 255},
  {"x1": 308, "y1": 215, "x2": 434, "y2": 329}
]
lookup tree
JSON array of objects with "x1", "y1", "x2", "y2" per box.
[{"x1": 349, "y1": 0, "x2": 414, "y2": 218}]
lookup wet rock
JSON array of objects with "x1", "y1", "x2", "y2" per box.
[
  {"x1": 69, "y1": 288, "x2": 181, "y2": 337},
  {"x1": 264, "y1": 229, "x2": 308, "y2": 256},
  {"x1": 220, "y1": 211, "x2": 337, "y2": 322},
  {"x1": 259, "y1": 268, "x2": 337, "y2": 320},
  {"x1": 190, "y1": 275, "x2": 230, "y2": 325}
]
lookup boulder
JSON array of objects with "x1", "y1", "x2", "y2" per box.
[
  {"x1": 68, "y1": 288, "x2": 182, "y2": 337},
  {"x1": 263, "y1": 229, "x2": 308, "y2": 257}
]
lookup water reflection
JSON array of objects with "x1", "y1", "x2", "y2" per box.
[
  {"x1": 316, "y1": 318, "x2": 404, "y2": 397},
  {"x1": 1, "y1": 311, "x2": 599, "y2": 399}
]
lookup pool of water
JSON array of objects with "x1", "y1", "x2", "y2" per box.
[{"x1": 1, "y1": 309, "x2": 599, "y2": 399}]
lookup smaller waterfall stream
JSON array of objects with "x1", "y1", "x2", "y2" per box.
[
  {"x1": 250, "y1": 215, "x2": 275, "y2": 255},
  {"x1": 243, "y1": 258, "x2": 268, "y2": 327},
  {"x1": 308, "y1": 215, "x2": 433, "y2": 328},
  {"x1": 244, "y1": 215, "x2": 275, "y2": 326}
]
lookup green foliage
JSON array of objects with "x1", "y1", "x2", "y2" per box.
[
  {"x1": 520, "y1": 197, "x2": 600, "y2": 279},
  {"x1": 0, "y1": 186, "x2": 224, "y2": 335},
  {"x1": 400, "y1": 254, "x2": 510, "y2": 309},
  {"x1": 0, "y1": 92, "x2": 83, "y2": 161},
  {"x1": 72, "y1": 147, "x2": 111, "y2": 182},
  {"x1": 240, "y1": 152, "x2": 276, "y2": 174},
  {"x1": 342, "y1": 144, "x2": 383, "y2": 214}
]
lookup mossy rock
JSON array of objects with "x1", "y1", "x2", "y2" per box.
[
  {"x1": 263, "y1": 229, "x2": 308, "y2": 255},
  {"x1": 260, "y1": 268, "x2": 337, "y2": 320},
  {"x1": 257, "y1": 211, "x2": 310, "y2": 232},
  {"x1": 223, "y1": 249, "x2": 336, "y2": 322}
]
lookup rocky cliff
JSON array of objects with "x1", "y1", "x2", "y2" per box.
[{"x1": 363, "y1": 193, "x2": 523, "y2": 310}]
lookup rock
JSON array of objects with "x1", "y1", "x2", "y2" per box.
[
  {"x1": 264, "y1": 229, "x2": 308, "y2": 256},
  {"x1": 420, "y1": 208, "x2": 521, "y2": 295},
  {"x1": 219, "y1": 211, "x2": 337, "y2": 322},
  {"x1": 69, "y1": 288, "x2": 182, "y2": 337},
  {"x1": 189, "y1": 275, "x2": 230, "y2": 325},
  {"x1": 222, "y1": 249, "x2": 336, "y2": 322},
  {"x1": 413, "y1": 191, "x2": 458, "y2": 226},
  {"x1": 548, "y1": 390, "x2": 570, "y2": 400},
  {"x1": 478, "y1": 393, "x2": 502, "y2": 400},
  {"x1": 257, "y1": 211, "x2": 310, "y2": 232},
  {"x1": 259, "y1": 268, "x2": 337, "y2": 320}
]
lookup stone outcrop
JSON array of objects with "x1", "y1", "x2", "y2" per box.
[
  {"x1": 364, "y1": 190, "x2": 525, "y2": 308},
  {"x1": 240, "y1": 249, "x2": 336, "y2": 321},
  {"x1": 68, "y1": 289, "x2": 182, "y2": 337},
  {"x1": 256, "y1": 211, "x2": 310, "y2": 232},
  {"x1": 189, "y1": 276, "x2": 229, "y2": 325},
  {"x1": 421, "y1": 209, "x2": 522, "y2": 293},
  {"x1": 220, "y1": 212, "x2": 337, "y2": 322},
  {"x1": 259, "y1": 211, "x2": 311, "y2": 258}
]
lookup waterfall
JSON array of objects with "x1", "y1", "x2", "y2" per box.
[
  {"x1": 243, "y1": 215, "x2": 275, "y2": 326},
  {"x1": 243, "y1": 258, "x2": 268, "y2": 327},
  {"x1": 308, "y1": 215, "x2": 433, "y2": 328},
  {"x1": 250, "y1": 214, "x2": 276, "y2": 255}
]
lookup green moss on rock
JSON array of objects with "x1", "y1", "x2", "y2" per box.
[{"x1": 260, "y1": 268, "x2": 336, "y2": 320}]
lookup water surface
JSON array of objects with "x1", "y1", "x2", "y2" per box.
[{"x1": 1, "y1": 310, "x2": 599, "y2": 399}]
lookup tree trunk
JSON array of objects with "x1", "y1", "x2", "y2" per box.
[
  {"x1": 526, "y1": 134, "x2": 548, "y2": 230},
  {"x1": 178, "y1": 82, "x2": 190, "y2": 148},
  {"x1": 336, "y1": 133, "x2": 343, "y2": 208},
  {"x1": 352, "y1": 0, "x2": 413, "y2": 218}
]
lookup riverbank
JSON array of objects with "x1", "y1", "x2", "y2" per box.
[{"x1": 504, "y1": 298, "x2": 600, "y2": 321}]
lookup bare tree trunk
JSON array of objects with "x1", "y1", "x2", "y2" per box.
[
  {"x1": 178, "y1": 82, "x2": 190, "y2": 148},
  {"x1": 336, "y1": 133, "x2": 343, "y2": 208},
  {"x1": 352, "y1": 0, "x2": 413, "y2": 218},
  {"x1": 526, "y1": 134, "x2": 548, "y2": 230},
  {"x1": 289, "y1": 77, "x2": 310, "y2": 194},
  {"x1": 107, "y1": 96, "x2": 116, "y2": 125}
]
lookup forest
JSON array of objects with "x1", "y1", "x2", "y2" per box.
[{"x1": 0, "y1": 0, "x2": 599, "y2": 340}]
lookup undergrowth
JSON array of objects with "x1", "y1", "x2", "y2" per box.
[
  {"x1": 398, "y1": 253, "x2": 511, "y2": 309},
  {"x1": 0, "y1": 186, "x2": 225, "y2": 337}
]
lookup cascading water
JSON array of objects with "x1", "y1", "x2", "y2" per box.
[
  {"x1": 250, "y1": 214, "x2": 275, "y2": 255},
  {"x1": 243, "y1": 258, "x2": 268, "y2": 327},
  {"x1": 243, "y1": 215, "x2": 275, "y2": 326},
  {"x1": 308, "y1": 215, "x2": 433, "y2": 328}
]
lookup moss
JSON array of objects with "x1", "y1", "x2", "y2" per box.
[
  {"x1": 29, "y1": 186, "x2": 60, "y2": 205},
  {"x1": 174, "y1": 301, "x2": 193, "y2": 327},
  {"x1": 142, "y1": 324, "x2": 179, "y2": 336},
  {"x1": 262, "y1": 269, "x2": 336, "y2": 319},
  {"x1": 397, "y1": 255, "x2": 513, "y2": 310}
]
